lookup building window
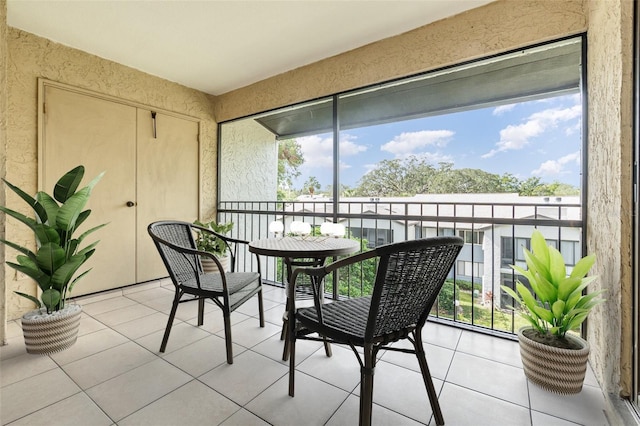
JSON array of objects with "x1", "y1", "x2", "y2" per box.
[
  {"x1": 350, "y1": 228, "x2": 393, "y2": 248},
  {"x1": 457, "y1": 260, "x2": 484, "y2": 277},
  {"x1": 458, "y1": 230, "x2": 484, "y2": 245},
  {"x1": 560, "y1": 240, "x2": 580, "y2": 266}
]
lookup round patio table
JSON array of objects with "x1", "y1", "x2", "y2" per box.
[{"x1": 249, "y1": 236, "x2": 360, "y2": 360}]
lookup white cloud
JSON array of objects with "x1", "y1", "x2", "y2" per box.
[
  {"x1": 297, "y1": 135, "x2": 333, "y2": 168},
  {"x1": 340, "y1": 134, "x2": 368, "y2": 156},
  {"x1": 482, "y1": 104, "x2": 582, "y2": 158},
  {"x1": 531, "y1": 151, "x2": 580, "y2": 177},
  {"x1": 381, "y1": 130, "x2": 454, "y2": 156},
  {"x1": 492, "y1": 104, "x2": 516, "y2": 116},
  {"x1": 296, "y1": 133, "x2": 367, "y2": 170},
  {"x1": 413, "y1": 152, "x2": 454, "y2": 164}
]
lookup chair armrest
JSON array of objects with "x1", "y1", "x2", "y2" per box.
[
  {"x1": 190, "y1": 223, "x2": 249, "y2": 245},
  {"x1": 288, "y1": 249, "x2": 378, "y2": 323},
  {"x1": 322, "y1": 249, "x2": 378, "y2": 274}
]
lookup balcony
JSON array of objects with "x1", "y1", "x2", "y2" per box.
[
  {"x1": 1, "y1": 279, "x2": 607, "y2": 425},
  {"x1": 218, "y1": 195, "x2": 583, "y2": 337}
]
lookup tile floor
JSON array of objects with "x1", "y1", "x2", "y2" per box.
[{"x1": 1, "y1": 280, "x2": 609, "y2": 425}]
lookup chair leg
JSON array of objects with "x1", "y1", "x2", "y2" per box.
[
  {"x1": 288, "y1": 327, "x2": 296, "y2": 397},
  {"x1": 415, "y1": 333, "x2": 444, "y2": 425},
  {"x1": 160, "y1": 292, "x2": 181, "y2": 353},
  {"x1": 197, "y1": 298, "x2": 205, "y2": 326},
  {"x1": 282, "y1": 296, "x2": 291, "y2": 360},
  {"x1": 258, "y1": 289, "x2": 265, "y2": 327},
  {"x1": 359, "y1": 344, "x2": 375, "y2": 426},
  {"x1": 223, "y1": 307, "x2": 233, "y2": 364},
  {"x1": 323, "y1": 337, "x2": 332, "y2": 357}
]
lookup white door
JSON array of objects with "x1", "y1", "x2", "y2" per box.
[
  {"x1": 41, "y1": 83, "x2": 199, "y2": 294},
  {"x1": 136, "y1": 109, "x2": 199, "y2": 282},
  {"x1": 42, "y1": 86, "x2": 138, "y2": 295}
]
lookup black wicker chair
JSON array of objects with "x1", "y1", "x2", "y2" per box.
[
  {"x1": 148, "y1": 220, "x2": 264, "y2": 364},
  {"x1": 287, "y1": 236, "x2": 463, "y2": 426}
]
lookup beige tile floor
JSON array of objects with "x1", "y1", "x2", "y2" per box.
[{"x1": 1, "y1": 280, "x2": 609, "y2": 425}]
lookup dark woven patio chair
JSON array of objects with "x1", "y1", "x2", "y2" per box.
[
  {"x1": 287, "y1": 236, "x2": 463, "y2": 426},
  {"x1": 148, "y1": 220, "x2": 264, "y2": 364}
]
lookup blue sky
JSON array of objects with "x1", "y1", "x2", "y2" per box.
[{"x1": 293, "y1": 93, "x2": 582, "y2": 191}]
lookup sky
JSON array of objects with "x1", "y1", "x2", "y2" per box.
[{"x1": 292, "y1": 93, "x2": 583, "y2": 191}]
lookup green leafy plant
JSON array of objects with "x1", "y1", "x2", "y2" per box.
[
  {"x1": 501, "y1": 230, "x2": 604, "y2": 339},
  {"x1": 0, "y1": 166, "x2": 107, "y2": 313},
  {"x1": 193, "y1": 219, "x2": 233, "y2": 257}
]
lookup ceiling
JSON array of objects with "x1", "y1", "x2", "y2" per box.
[{"x1": 7, "y1": 0, "x2": 494, "y2": 96}]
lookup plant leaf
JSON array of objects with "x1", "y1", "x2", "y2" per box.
[
  {"x1": 75, "y1": 209, "x2": 91, "y2": 230},
  {"x1": 524, "y1": 248, "x2": 551, "y2": 282},
  {"x1": 565, "y1": 311, "x2": 589, "y2": 331},
  {"x1": 552, "y1": 300, "x2": 565, "y2": 320},
  {"x1": 13, "y1": 291, "x2": 42, "y2": 309},
  {"x1": 532, "y1": 305, "x2": 554, "y2": 323},
  {"x1": 557, "y1": 276, "x2": 582, "y2": 301},
  {"x1": 33, "y1": 223, "x2": 60, "y2": 246},
  {"x1": 35, "y1": 243, "x2": 66, "y2": 274},
  {"x1": 85, "y1": 171, "x2": 105, "y2": 191},
  {"x1": 570, "y1": 254, "x2": 596, "y2": 279},
  {"x1": 56, "y1": 187, "x2": 90, "y2": 233},
  {"x1": 500, "y1": 285, "x2": 522, "y2": 306},
  {"x1": 41, "y1": 289, "x2": 62, "y2": 312},
  {"x1": 3, "y1": 178, "x2": 48, "y2": 223},
  {"x1": 574, "y1": 290, "x2": 606, "y2": 309},
  {"x1": 0, "y1": 206, "x2": 38, "y2": 231},
  {"x1": 69, "y1": 269, "x2": 92, "y2": 292},
  {"x1": 76, "y1": 223, "x2": 108, "y2": 245},
  {"x1": 16, "y1": 254, "x2": 39, "y2": 270},
  {"x1": 516, "y1": 282, "x2": 539, "y2": 313},
  {"x1": 35, "y1": 192, "x2": 59, "y2": 225},
  {"x1": 548, "y1": 246, "x2": 566, "y2": 285},
  {"x1": 6, "y1": 261, "x2": 50, "y2": 290},
  {"x1": 51, "y1": 254, "x2": 86, "y2": 290},
  {"x1": 0, "y1": 238, "x2": 37, "y2": 261},
  {"x1": 528, "y1": 273, "x2": 557, "y2": 304},
  {"x1": 53, "y1": 165, "x2": 84, "y2": 203},
  {"x1": 511, "y1": 264, "x2": 536, "y2": 287},
  {"x1": 530, "y1": 230, "x2": 550, "y2": 266}
]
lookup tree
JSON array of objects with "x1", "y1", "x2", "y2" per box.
[
  {"x1": 354, "y1": 157, "x2": 437, "y2": 196},
  {"x1": 277, "y1": 139, "x2": 304, "y2": 200},
  {"x1": 301, "y1": 176, "x2": 321, "y2": 195},
  {"x1": 353, "y1": 155, "x2": 579, "y2": 197}
]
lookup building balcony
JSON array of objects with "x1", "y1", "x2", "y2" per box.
[{"x1": 1, "y1": 280, "x2": 608, "y2": 425}]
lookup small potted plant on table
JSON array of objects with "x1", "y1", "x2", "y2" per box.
[
  {"x1": 501, "y1": 229, "x2": 605, "y2": 394},
  {"x1": 0, "y1": 166, "x2": 106, "y2": 354},
  {"x1": 193, "y1": 219, "x2": 233, "y2": 273}
]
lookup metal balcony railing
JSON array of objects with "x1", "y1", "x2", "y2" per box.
[{"x1": 217, "y1": 198, "x2": 583, "y2": 337}]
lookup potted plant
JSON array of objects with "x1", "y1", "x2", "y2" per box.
[
  {"x1": 193, "y1": 219, "x2": 233, "y2": 273},
  {"x1": 501, "y1": 229, "x2": 605, "y2": 394},
  {"x1": 0, "y1": 165, "x2": 106, "y2": 354}
]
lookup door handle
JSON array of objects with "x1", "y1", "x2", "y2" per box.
[{"x1": 126, "y1": 201, "x2": 136, "y2": 207}]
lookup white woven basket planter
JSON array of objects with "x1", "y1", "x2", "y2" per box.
[
  {"x1": 21, "y1": 304, "x2": 82, "y2": 355},
  {"x1": 201, "y1": 256, "x2": 229, "y2": 274},
  {"x1": 517, "y1": 327, "x2": 589, "y2": 395}
]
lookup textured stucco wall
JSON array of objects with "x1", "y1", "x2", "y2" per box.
[
  {"x1": 0, "y1": 0, "x2": 8, "y2": 343},
  {"x1": 215, "y1": 0, "x2": 587, "y2": 121},
  {"x1": 219, "y1": 119, "x2": 277, "y2": 201},
  {"x1": 4, "y1": 28, "x2": 217, "y2": 320},
  {"x1": 585, "y1": 0, "x2": 634, "y2": 397}
]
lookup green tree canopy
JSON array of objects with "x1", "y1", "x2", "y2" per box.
[
  {"x1": 353, "y1": 156, "x2": 579, "y2": 197},
  {"x1": 277, "y1": 139, "x2": 304, "y2": 200}
]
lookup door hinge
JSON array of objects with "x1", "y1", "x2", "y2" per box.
[
  {"x1": 151, "y1": 111, "x2": 157, "y2": 139},
  {"x1": 43, "y1": 103, "x2": 46, "y2": 114}
]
